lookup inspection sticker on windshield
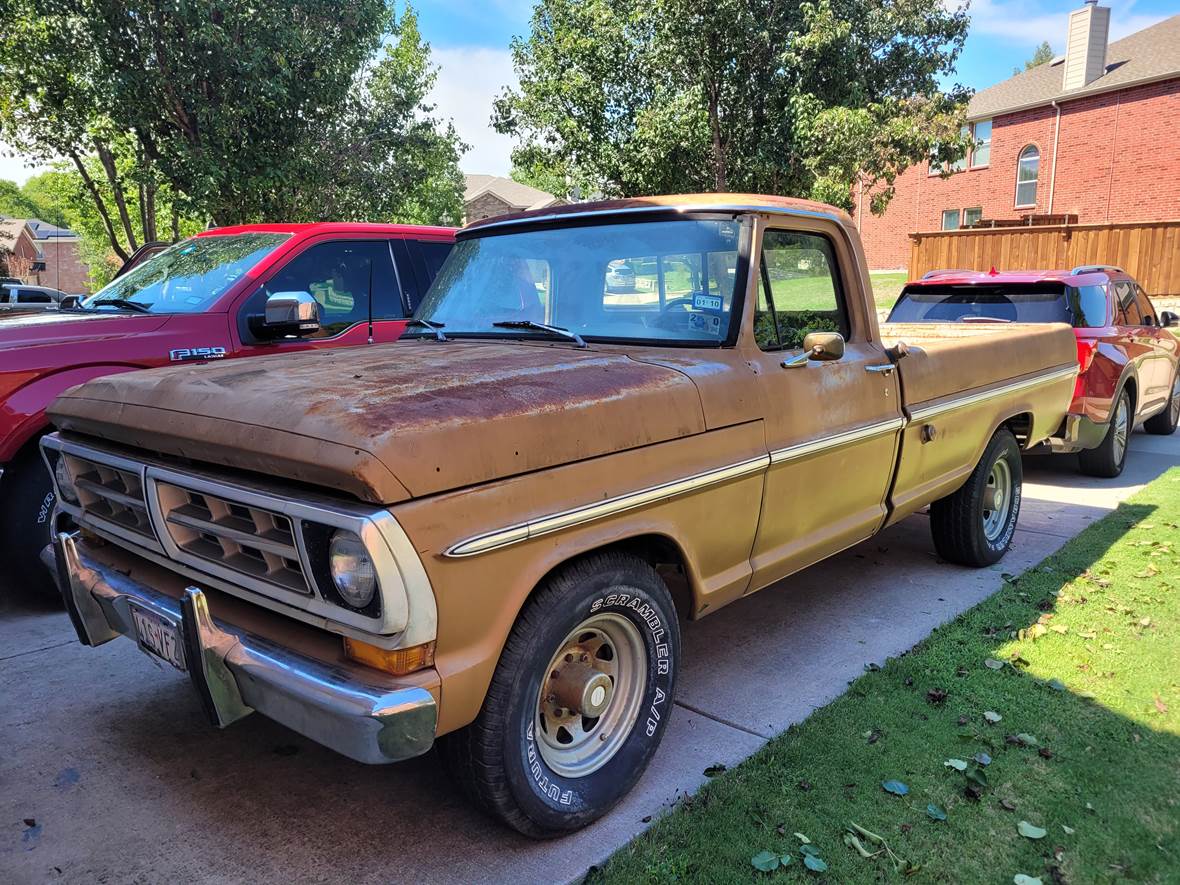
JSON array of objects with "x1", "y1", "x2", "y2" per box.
[
  {"x1": 693, "y1": 293, "x2": 723, "y2": 311},
  {"x1": 170, "y1": 346, "x2": 227, "y2": 362}
]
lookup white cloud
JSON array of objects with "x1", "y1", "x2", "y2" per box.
[
  {"x1": 962, "y1": 0, "x2": 1169, "y2": 50},
  {"x1": 428, "y1": 46, "x2": 518, "y2": 176}
]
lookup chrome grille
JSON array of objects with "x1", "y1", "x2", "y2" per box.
[
  {"x1": 155, "y1": 480, "x2": 310, "y2": 594},
  {"x1": 65, "y1": 453, "x2": 153, "y2": 539}
]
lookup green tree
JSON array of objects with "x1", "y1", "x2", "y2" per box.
[
  {"x1": 0, "y1": 178, "x2": 47, "y2": 219},
  {"x1": 493, "y1": 0, "x2": 972, "y2": 214},
  {"x1": 1015, "y1": 41, "x2": 1055, "y2": 75}
]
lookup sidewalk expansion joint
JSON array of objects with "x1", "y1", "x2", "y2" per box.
[{"x1": 674, "y1": 699, "x2": 772, "y2": 741}]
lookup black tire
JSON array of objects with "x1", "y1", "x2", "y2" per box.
[
  {"x1": 1078, "y1": 388, "x2": 1131, "y2": 477},
  {"x1": 0, "y1": 445, "x2": 59, "y2": 598},
  {"x1": 1143, "y1": 372, "x2": 1179, "y2": 436},
  {"x1": 930, "y1": 426, "x2": 1022, "y2": 567},
  {"x1": 439, "y1": 551, "x2": 680, "y2": 837}
]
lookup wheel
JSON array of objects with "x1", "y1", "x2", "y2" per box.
[
  {"x1": 439, "y1": 551, "x2": 680, "y2": 837},
  {"x1": 0, "y1": 445, "x2": 59, "y2": 598},
  {"x1": 930, "y1": 426, "x2": 1022, "y2": 567},
  {"x1": 1143, "y1": 372, "x2": 1179, "y2": 436},
  {"x1": 1078, "y1": 388, "x2": 1131, "y2": 477}
]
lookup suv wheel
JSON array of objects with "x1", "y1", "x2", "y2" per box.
[
  {"x1": 1143, "y1": 373, "x2": 1179, "y2": 436},
  {"x1": 0, "y1": 446, "x2": 59, "y2": 598},
  {"x1": 1079, "y1": 389, "x2": 1132, "y2": 477},
  {"x1": 440, "y1": 551, "x2": 679, "y2": 837}
]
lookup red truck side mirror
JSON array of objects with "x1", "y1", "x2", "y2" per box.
[{"x1": 248, "y1": 291, "x2": 322, "y2": 340}]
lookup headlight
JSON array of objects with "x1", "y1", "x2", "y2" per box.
[
  {"x1": 54, "y1": 456, "x2": 79, "y2": 505},
  {"x1": 328, "y1": 530, "x2": 377, "y2": 608}
]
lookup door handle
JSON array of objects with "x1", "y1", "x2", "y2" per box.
[{"x1": 865, "y1": 364, "x2": 895, "y2": 375}]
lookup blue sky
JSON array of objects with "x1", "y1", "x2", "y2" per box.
[{"x1": 2, "y1": 0, "x2": 1176, "y2": 184}]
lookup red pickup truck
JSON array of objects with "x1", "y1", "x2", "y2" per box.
[{"x1": 0, "y1": 222, "x2": 455, "y2": 594}]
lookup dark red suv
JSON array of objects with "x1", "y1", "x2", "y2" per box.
[{"x1": 888, "y1": 266, "x2": 1180, "y2": 477}]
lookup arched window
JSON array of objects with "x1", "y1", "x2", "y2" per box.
[{"x1": 1015, "y1": 145, "x2": 1040, "y2": 208}]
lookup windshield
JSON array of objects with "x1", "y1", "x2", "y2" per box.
[
  {"x1": 887, "y1": 282, "x2": 1108, "y2": 327},
  {"x1": 414, "y1": 219, "x2": 745, "y2": 345},
  {"x1": 82, "y1": 233, "x2": 290, "y2": 314}
]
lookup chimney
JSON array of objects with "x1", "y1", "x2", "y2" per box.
[{"x1": 1062, "y1": 1, "x2": 1111, "y2": 90}]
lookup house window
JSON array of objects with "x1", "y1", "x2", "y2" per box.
[
  {"x1": 963, "y1": 207, "x2": 983, "y2": 228},
  {"x1": 970, "y1": 120, "x2": 991, "y2": 167},
  {"x1": 950, "y1": 125, "x2": 969, "y2": 172},
  {"x1": 941, "y1": 209, "x2": 961, "y2": 230},
  {"x1": 1015, "y1": 145, "x2": 1040, "y2": 208}
]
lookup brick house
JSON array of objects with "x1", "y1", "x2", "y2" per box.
[
  {"x1": 463, "y1": 174, "x2": 564, "y2": 224},
  {"x1": 856, "y1": 3, "x2": 1180, "y2": 269},
  {"x1": 0, "y1": 218, "x2": 41, "y2": 281},
  {"x1": 27, "y1": 219, "x2": 90, "y2": 294}
]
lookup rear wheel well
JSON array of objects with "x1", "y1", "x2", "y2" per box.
[
  {"x1": 1003, "y1": 412, "x2": 1033, "y2": 449},
  {"x1": 1122, "y1": 376, "x2": 1138, "y2": 414},
  {"x1": 532, "y1": 535, "x2": 693, "y2": 622}
]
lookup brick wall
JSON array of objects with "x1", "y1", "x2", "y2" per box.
[
  {"x1": 34, "y1": 238, "x2": 91, "y2": 294},
  {"x1": 856, "y1": 76, "x2": 1180, "y2": 269},
  {"x1": 465, "y1": 192, "x2": 517, "y2": 223}
]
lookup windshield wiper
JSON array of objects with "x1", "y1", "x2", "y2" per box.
[
  {"x1": 87, "y1": 298, "x2": 152, "y2": 314},
  {"x1": 404, "y1": 318, "x2": 447, "y2": 341},
  {"x1": 958, "y1": 315, "x2": 1011, "y2": 323},
  {"x1": 492, "y1": 320, "x2": 586, "y2": 348}
]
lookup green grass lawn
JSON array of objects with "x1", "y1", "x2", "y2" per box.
[
  {"x1": 871, "y1": 271, "x2": 908, "y2": 312},
  {"x1": 595, "y1": 469, "x2": 1180, "y2": 884}
]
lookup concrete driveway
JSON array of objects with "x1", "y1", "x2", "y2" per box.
[{"x1": 3, "y1": 431, "x2": 1178, "y2": 884}]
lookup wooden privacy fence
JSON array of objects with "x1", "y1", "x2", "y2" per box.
[{"x1": 909, "y1": 219, "x2": 1180, "y2": 296}]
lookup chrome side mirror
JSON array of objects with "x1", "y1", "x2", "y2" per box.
[
  {"x1": 250, "y1": 291, "x2": 322, "y2": 340},
  {"x1": 1161, "y1": 310, "x2": 1179, "y2": 328},
  {"x1": 803, "y1": 331, "x2": 845, "y2": 361}
]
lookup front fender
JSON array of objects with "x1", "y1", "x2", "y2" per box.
[{"x1": 0, "y1": 365, "x2": 146, "y2": 462}]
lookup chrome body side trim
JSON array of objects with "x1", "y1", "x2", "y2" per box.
[
  {"x1": 768, "y1": 417, "x2": 905, "y2": 465},
  {"x1": 907, "y1": 364, "x2": 1078, "y2": 423},
  {"x1": 41, "y1": 434, "x2": 436, "y2": 648},
  {"x1": 445, "y1": 454, "x2": 771, "y2": 558},
  {"x1": 54, "y1": 532, "x2": 436, "y2": 765}
]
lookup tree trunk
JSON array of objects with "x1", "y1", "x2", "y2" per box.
[
  {"x1": 171, "y1": 205, "x2": 180, "y2": 241},
  {"x1": 69, "y1": 151, "x2": 129, "y2": 263},
  {"x1": 144, "y1": 182, "x2": 158, "y2": 242},
  {"x1": 706, "y1": 83, "x2": 727, "y2": 192},
  {"x1": 95, "y1": 141, "x2": 139, "y2": 252}
]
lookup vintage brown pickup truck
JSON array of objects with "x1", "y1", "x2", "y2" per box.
[{"x1": 42, "y1": 195, "x2": 1078, "y2": 836}]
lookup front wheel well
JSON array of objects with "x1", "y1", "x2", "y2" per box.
[{"x1": 531, "y1": 534, "x2": 694, "y2": 622}]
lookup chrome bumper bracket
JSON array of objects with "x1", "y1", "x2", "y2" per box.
[{"x1": 180, "y1": 588, "x2": 254, "y2": 728}]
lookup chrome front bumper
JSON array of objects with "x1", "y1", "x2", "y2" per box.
[{"x1": 53, "y1": 532, "x2": 437, "y2": 765}]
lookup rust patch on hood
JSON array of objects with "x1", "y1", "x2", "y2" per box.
[{"x1": 50, "y1": 340, "x2": 706, "y2": 502}]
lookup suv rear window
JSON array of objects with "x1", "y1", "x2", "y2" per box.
[{"x1": 887, "y1": 282, "x2": 1108, "y2": 327}]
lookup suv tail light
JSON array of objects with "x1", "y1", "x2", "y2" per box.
[{"x1": 1074, "y1": 338, "x2": 1099, "y2": 400}]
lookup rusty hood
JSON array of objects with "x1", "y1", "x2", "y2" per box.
[{"x1": 49, "y1": 340, "x2": 706, "y2": 504}]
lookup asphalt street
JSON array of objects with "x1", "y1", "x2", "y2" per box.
[{"x1": 3, "y1": 430, "x2": 1177, "y2": 884}]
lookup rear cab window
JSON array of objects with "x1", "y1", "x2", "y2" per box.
[{"x1": 888, "y1": 282, "x2": 1108, "y2": 328}]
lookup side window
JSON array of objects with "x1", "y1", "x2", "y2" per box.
[
  {"x1": 755, "y1": 230, "x2": 848, "y2": 352},
  {"x1": 1114, "y1": 281, "x2": 1139, "y2": 326},
  {"x1": 1135, "y1": 285, "x2": 1156, "y2": 326},
  {"x1": 18, "y1": 289, "x2": 52, "y2": 304},
  {"x1": 259, "y1": 241, "x2": 377, "y2": 338}
]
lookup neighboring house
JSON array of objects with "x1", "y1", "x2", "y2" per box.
[
  {"x1": 0, "y1": 218, "x2": 41, "y2": 282},
  {"x1": 463, "y1": 174, "x2": 564, "y2": 223},
  {"x1": 856, "y1": 3, "x2": 1180, "y2": 269},
  {"x1": 0, "y1": 217, "x2": 90, "y2": 294}
]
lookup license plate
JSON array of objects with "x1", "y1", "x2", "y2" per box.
[{"x1": 130, "y1": 605, "x2": 186, "y2": 671}]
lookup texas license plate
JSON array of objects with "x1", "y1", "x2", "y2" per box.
[{"x1": 130, "y1": 604, "x2": 186, "y2": 671}]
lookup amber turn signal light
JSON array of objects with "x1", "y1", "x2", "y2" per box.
[{"x1": 344, "y1": 637, "x2": 436, "y2": 676}]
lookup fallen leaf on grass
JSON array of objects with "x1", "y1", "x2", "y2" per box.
[
  {"x1": 882, "y1": 780, "x2": 909, "y2": 796},
  {"x1": 1013, "y1": 733, "x2": 1040, "y2": 747},
  {"x1": 1018, "y1": 821, "x2": 1048, "y2": 839},
  {"x1": 927, "y1": 688, "x2": 949, "y2": 705},
  {"x1": 1013, "y1": 876, "x2": 1043, "y2": 885},
  {"x1": 803, "y1": 854, "x2": 828, "y2": 873},
  {"x1": 966, "y1": 768, "x2": 989, "y2": 787},
  {"x1": 751, "y1": 850, "x2": 791, "y2": 872},
  {"x1": 703, "y1": 764, "x2": 727, "y2": 777},
  {"x1": 945, "y1": 758, "x2": 968, "y2": 771},
  {"x1": 1047, "y1": 679, "x2": 1067, "y2": 692},
  {"x1": 1155, "y1": 696, "x2": 1169, "y2": 714},
  {"x1": 1000, "y1": 798, "x2": 1017, "y2": 811},
  {"x1": 927, "y1": 804, "x2": 948, "y2": 821},
  {"x1": 973, "y1": 752, "x2": 992, "y2": 766},
  {"x1": 794, "y1": 832, "x2": 811, "y2": 844},
  {"x1": 1062, "y1": 825, "x2": 1075, "y2": 835},
  {"x1": 984, "y1": 658, "x2": 1005, "y2": 670},
  {"x1": 984, "y1": 711, "x2": 1003, "y2": 723}
]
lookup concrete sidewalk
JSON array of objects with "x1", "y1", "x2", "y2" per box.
[{"x1": 2, "y1": 432, "x2": 1177, "y2": 884}]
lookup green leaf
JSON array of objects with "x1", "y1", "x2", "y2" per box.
[
  {"x1": 1015, "y1": 733, "x2": 1040, "y2": 747},
  {"x1": 882, "y1": 779, "x2": 909, "y2": 796},
  {"x1": 1013, "y1": 876, "x2": 1043, "y2": 885},
  {"x1": 803, "y1": 854, "x2": 828, "y2": 873},
  {"x1": 779, "y1": 853, "x2": 793, "y2": 866},
  {"x1": 1062, "y1": 825, "x2": 1075, "y2": 835},
  {"x1": 984, "y1": 711, "x2": 1002, "y2": 723},
  {"x1": 751, "y1": 850, "x2": 779, "y2": 872},
  {"x1": 966, "y1": 767, "x2": 989, "y2": 787},
  {"x1": 973, "y1": 752, "x2": 992, "y2": 766},
  {"x1": 927, "y1": 803, "x2": 948, "y2": 821},
  {"x1": 984, "y1": 658, "x2": 1005, "y2": 669},
  {"x1": 794, "y1": 832, "x2": 811, "y2": 844},
  {"x1": 800, "y1": 843, "x2": 820, "y2": 857},
  {"x1": 944, "y1": 758, "x2": 968, "y2": 771},
  {"x1": 1017, "y1": 821, "x2": 1047, "y2": 839}
]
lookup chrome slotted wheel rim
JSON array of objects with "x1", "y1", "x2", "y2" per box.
[
  {"x1": 1170, "y1": 378, "x2": 1180, "y2": 424},
  {"x1": 982, "y1": 456, "x2": 1013, "y2": 542},
  {"x1": 535, "y1": 613, "x2": 646, "y2": 779},
  {"x1": 1113, "y1": 396, "x2": 1130, "y2": 462}
]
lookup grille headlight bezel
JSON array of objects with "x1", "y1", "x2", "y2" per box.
[{"x1": 328, "y1": 529, "x2": 379, "y2": 610}]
